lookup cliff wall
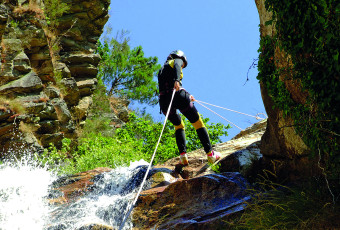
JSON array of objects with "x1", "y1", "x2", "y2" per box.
[
  {"x1": 0, "y1": 0, "x2": 109, "y2": 156},
  {"x1": 255, "y1": 0, "x2": 322, "y2": 180}
]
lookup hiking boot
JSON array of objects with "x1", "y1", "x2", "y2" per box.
[
  {"x1": 207, "y1": 150, "x2": 221, "y2": 164},
  {"x1": 179, "y1": 152, "x2": 189, "y2": 166}
]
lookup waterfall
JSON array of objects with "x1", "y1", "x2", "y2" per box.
[
  {"x1": 0, "y1": 157, "x2": 55, "y2": 230},
  {"x1": 0, "y1": 157, "x2": 150, "y2": 230}
]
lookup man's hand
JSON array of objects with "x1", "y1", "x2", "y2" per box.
[
  {"x1": 174, "y1": 81, "x2": 181, "y2": 91},
  {"x1": 190, "y1": 95, "x2": 195, "y2": 101}
]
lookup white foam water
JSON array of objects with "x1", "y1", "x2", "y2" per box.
[
  {"x1": 0, "y1": 158, "x2": 150, "y2": 230},
  {"x1": 0, "y1": 158, "x2": 56, "y2": 230}
]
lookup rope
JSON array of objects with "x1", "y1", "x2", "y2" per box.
[
  {"x1": 195, "y1": 100, "x2": 267, "y2": 120},
  {"x1": 119, "y1": 89, "x2": 176, "y2": 230},
  {"x1": 195, "y1": 100, "x2": 244, "y2": 131}
]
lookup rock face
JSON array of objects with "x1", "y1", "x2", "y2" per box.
[
  {"x1": 133, "y1": 172, "x2": 250, "y2": 230},
  {"x1": 254, "y1": 0, "x2": 317, "y2": 181},
  {"x1": 0, "y1": 0, "x2": 109, "y2": 155}
]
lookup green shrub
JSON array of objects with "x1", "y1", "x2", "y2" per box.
[
  {"x1": 73, "y1": 133, "x2": 145, "y2": 172},
  {"x1": 43, "y1": 0, "x2": 69, "y2": 27},
  {"x1": 39, "y1": 107, "x2": 229, "y2": 174},
  {"x1": 115, "y1": 112, "x2": 230, "y2": 164},
  {"x1": 79, "y1": 79, "x2": 115, "y2": 139},
  {"x1": 35, "y1": 138, "x2": 75, "y2": 175}
]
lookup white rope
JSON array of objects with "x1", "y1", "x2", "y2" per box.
[
  {"x1": 119, "y1": 89, "x2": 176, "y2": 230},
  {"x1": 195, "y1": 100, "x2": 244, "y2": 131},
  {"x1": 195, "y1": 100, "x2": 267, "y2": 120}
]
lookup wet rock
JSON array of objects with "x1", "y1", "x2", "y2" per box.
[
  {"x1": 77, "y1": 224, "x2": 114, "y2": 230},
  {"x1": 48, "y1": 167, "x2": 112, "y2": 204},
  {"x1": 133, "y1": 172, "x2": 251, "y2": 230},
  {"x1": 149, "y1": 167, "x2": 179, "y2": 188}
]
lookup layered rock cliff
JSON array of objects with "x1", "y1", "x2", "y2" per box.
[{"x1": 0, "y1": 0, "x2": 109, "y2": 156}]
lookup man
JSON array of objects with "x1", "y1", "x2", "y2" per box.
[{"x1": 158, "y1": 50, "x2": 221, "y2": 166}]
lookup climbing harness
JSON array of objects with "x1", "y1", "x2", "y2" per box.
[
  {"x1": 195, "y1": 99, "x2": 267, "y2": 131},
  {"x1": 119, "y1": 89, "x2": 176, "y2": 230}
]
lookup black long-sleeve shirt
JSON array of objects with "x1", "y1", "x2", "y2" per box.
[{"x1": 158, "y1": 58, "x2": 184, "y2": 93}]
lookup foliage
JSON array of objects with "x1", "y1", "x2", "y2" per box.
[
  {"x1": 209, "y1": 162, "x2": 221, "y2": 173},
  {"x1": 97, "y1": 31, "x2": 161, "y2": 105},
  {"x1": 35, "y1": 138, "x2": 75, "y2": 175},
  {"x1": 42, "y1": 0, "x2": 69, "y2": 27},
  {"x1": 115, "y1": 113, "x2": 177, "y2": 164},
  {"x1": 36, "y1": 135, "x2": 144, "y2": 175},
  {"x1": 13, "y1": 2, "x2": 45, "y2": 20},
  {"x1": 72, "y1": 133, "x2": 145, "y2": 173},
  {"x1": 40, "y1": 111, "x2": 228, "y2": 174},
  {"x1": 115, "y1": 112, "x2": 230, "y2": 164},
  {"x1": 79, "y1": 79, "x2": 115, "y2": 139},
  {"x1": 257, "y1": 0, "x2": 340, "y2": 185}
]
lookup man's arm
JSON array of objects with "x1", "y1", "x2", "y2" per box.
[{"x1": 173, "y1": 58, "x2": 183, "y2": 83}]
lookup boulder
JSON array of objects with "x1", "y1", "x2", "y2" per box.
[
  {"x1": 48, "y1": 167, "x2": 112, "y2": 204},
  {"x1": 219, "y1": 141, "x2": 262, "y2": 182},
  {"x1": 13, "y1": 51, "x2": 31, "y2": 74},
  {"x1": 73, "y1": 96, "x2": 93, "y2": 121},
  {"x1": 76, "y1": 78, "x2": 97, "y2": 97},
  {"x1": 60, "y1": 77, "x2": 80, "y2": 106},
  {"x1": 0, "y1": 71, "x2": 42, "y2": 96},
  {"x1": 44, "y1": 86, "x2": 61, "y2": 99},
  {"x1": 51, "y1": 98, "x2": 72, "y2": 123},
  {"x1": 38, "y1": 132, "x2": 64, "y2": 148},
  {"x1": 133, "y1": 172, "x2": 251, "y2": 230},
  {"x1": 36, "y1": 120, "x2": 60, "y2": 134}
]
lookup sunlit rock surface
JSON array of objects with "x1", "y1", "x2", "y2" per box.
[{"x1": 0, "y1": 0, "x2": 109, "y2": 154}]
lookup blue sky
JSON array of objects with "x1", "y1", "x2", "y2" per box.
[{"x1": 103, "y1": 0, "x2": 266, "y2": 141}]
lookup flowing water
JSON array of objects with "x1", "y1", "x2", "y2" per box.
[{"x1": 0, "y1": 156, "x2": 150, "y2": 230}]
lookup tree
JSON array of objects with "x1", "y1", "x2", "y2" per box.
[{"x1": 97, "y1": 31, "x2": 161, "y2": 105}]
